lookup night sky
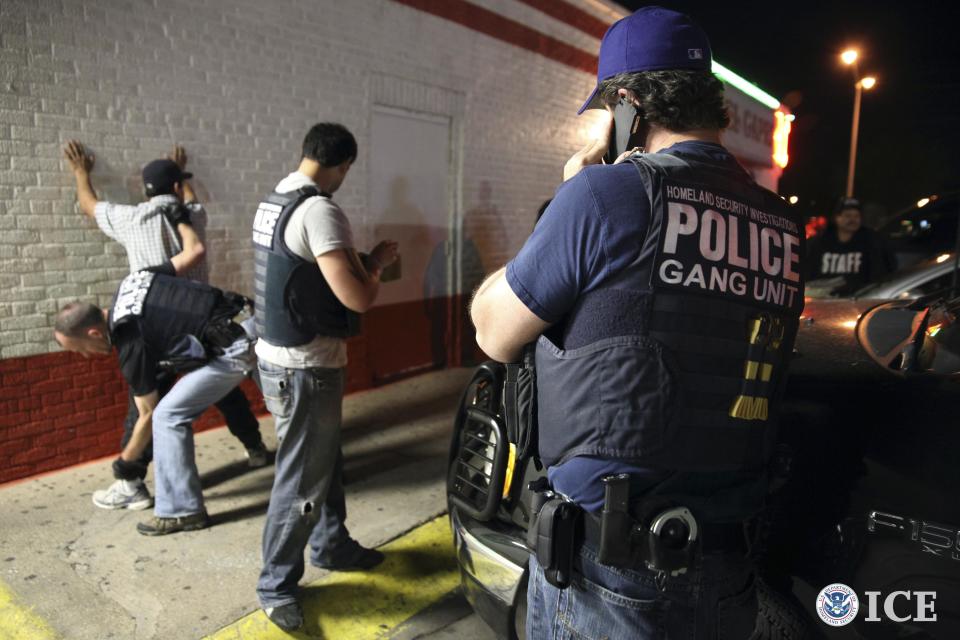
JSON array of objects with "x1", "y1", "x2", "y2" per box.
[{"x1": 615, "y1": 1, "x2": 959, "y2": 220}]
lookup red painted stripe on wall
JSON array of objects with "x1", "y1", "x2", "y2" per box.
[
  {"x1": 0, "y1": 351, "x2": 266, "y2": 485},
  {"x1": 390, "y1": 0, "x2": 598, "y2": 75},
  {"x1": 514, "y1": 0, "x2": 610, "y2": 39},
  {"x1": 0, "y1": 296, "x2": 474, "y2": 485}
]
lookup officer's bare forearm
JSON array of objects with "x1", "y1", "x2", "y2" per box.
[
  {"x1": 120, "y1": 412, "x2": 152, "y2": 462},
  {"x1": 471, "y1": 266, "x2": 507, "y2": 307},
  {"x1": 471, "y1": 267, "x2": 549, "y2": 363},
  {"x1": 348, "y1": 250, "x2": 381, "y2": 311}
]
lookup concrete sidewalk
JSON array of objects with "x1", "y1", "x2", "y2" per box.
[{"x1": 0, "y1": 368, "x2": 474, "y2": 640}]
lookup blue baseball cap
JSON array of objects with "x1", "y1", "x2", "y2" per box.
[{"x1": 578, "y1": 6, "x2": 713, "y2": 114}]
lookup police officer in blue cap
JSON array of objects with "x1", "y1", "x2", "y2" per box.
[{"x1": 472, "y1": 7, "x2": 805, "y2": 638}]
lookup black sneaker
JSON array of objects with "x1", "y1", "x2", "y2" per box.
[
  {"x1": 313, "y1": 545, "x2": 385, "y2": 572},
  {"x1": 264, "y1": 602, "x2": 303, "y2": 631},
  {"x1": 136, "y1": 511, "x2": 210, "y2": 536}
]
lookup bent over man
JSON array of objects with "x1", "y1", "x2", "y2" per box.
[
  {"x1": 252, "y1": 123, "x2": 398, "y2": 631},
  {"x1": 471, "y1": 7, "x2": 805, "y2": 639},
  {"x1": 63, "y1": 140, "x2": 267, "y2": 511},
  {"x1": 54, "y1": 272, "x2": 257, "y2": 535}
]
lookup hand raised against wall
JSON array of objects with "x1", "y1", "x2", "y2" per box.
[
  {"x1": 168, "y1": 144, "x2": 188, "y2": 170},
  {"x1": 63, "y1": 140, "x2": 95, "y2": 174}
]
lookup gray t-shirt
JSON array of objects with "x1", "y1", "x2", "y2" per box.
[{"x1": 254, "y1": 171, "x2": 355, "y2": 369}]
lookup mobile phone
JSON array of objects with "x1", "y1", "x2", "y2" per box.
[{"x1": 604, "y1": 98, "x2": 647, "y2": 164}]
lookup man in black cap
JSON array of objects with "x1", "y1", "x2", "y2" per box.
[
  {"x1": 63, "y1": 141, "x2": 268, "y2": 511},
  {"x1": 807, "y1": 196, "x2": 897, "y2": 295},
  {"x1": 65, "y1": 141, "x2": 205, "y2": 277},
  {"x1": 471, "y1": 7, "x2": 805, "y2": 638}
]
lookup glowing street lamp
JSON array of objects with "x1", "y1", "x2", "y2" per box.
[{"x1": 841, "y1": 49, "x2": 877, "y2": 197}]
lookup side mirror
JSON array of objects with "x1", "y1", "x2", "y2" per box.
[{"x1": 857, "y1": 298, "x2": 960, "y2": 377}]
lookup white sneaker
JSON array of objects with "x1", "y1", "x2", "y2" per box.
[
  {"x1": 92, "y1": 480, "x2": 154, "y2": 510},
  {"x1": 245, "y1": 444, "x2": 269, "y2": 468}
]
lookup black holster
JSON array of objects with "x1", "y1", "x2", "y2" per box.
[
  {"x1": 527, "y1": 491, "x2": 582, "y2": 590},
  {"x1": 203, "y1": 291, "x2": 252, "y2": 353}
]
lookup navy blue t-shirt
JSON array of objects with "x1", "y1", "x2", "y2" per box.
[{"x1": 506, "y1": 141, "x2": 746, "y2": 513}]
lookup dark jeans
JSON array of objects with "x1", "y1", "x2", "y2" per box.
[
  {"x1": 527, "y1": 543, "x2": 757, "y2": 639},
  {"x1": 118, "y1": 373, "x2": 263, "y2": 480}
]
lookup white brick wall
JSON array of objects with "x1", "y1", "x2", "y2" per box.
[{"x1": 0, "y1": 0, "x2": 617, "y2": 359}]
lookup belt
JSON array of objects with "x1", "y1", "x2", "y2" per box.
[{"x1": 582, "y1": 513, "x2": 748, "y2": 566}]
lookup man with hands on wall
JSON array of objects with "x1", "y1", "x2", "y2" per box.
[{"x1": 63, "y1": 140, "x2": 268, "y2": 512}]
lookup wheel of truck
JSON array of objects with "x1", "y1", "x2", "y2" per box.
[{"x1": 753, "y1": 578, "x2": 825, "y2": 640}]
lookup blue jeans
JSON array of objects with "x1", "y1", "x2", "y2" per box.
[
  {"x1": 256, "y1": 361, "x2": 358, "y2": 608},
  {"x1": 120, "y1": 378, "x2": 262, "y2": 480},
  {"x1": 527, "y1": 544, "x2": 757, "y2": 639},
  {"x1": 152, "y1": 326, "x2": 257, "y2": 517}
]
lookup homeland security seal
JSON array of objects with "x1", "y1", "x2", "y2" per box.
[{"x1": 816, "y1": 583, "x2": 859, "y2": 626}]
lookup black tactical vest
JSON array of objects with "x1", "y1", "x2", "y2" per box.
[
  {"x1": 251, "y1": 186, "x2": 360, "y2": 346},
  {"x1": 537, "y1": 151, "x2": 805, "y2": 473},
  {"x1": 108, "y1": 270, "x2": 220, "y2": 352}
]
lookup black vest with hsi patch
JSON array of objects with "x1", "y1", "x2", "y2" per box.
[
  {"x1": 251, "y1": 186, "x2": 360, "y2": 347},
  {"x1": 536, "y1": 152, "x2": 805, "y2": 472},
  {"x1": 108, "y1": 270, "x2": 221, "y2": 365}
]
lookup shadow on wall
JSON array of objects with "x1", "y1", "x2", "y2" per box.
[
  {"x1": 425, "y1": 180, "x2": 508, "y2": 368},
  {"x1": 363, "y1": 176, "x2": 449, "y2": 381},
  {"x1": 463, "y1": 180, "x2": 507, "y2": 275},
  {"x1": 374, "y1": 176, "x2": 437, "y2": 299}
]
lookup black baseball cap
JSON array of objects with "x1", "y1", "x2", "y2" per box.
[
  {"x1": 142, "y1": 159, "x2": 192, "y2": 195},
  {"x1": 836, "y1": 197, "x2": 862, "y2": 213}
]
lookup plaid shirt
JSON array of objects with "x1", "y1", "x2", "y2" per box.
[{"x1": 94, "y1": 195, "x2": 209, "y2": 283}]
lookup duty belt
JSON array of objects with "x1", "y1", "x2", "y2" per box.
[
  {"x1": 582, "y1": 511, "x2": 748, "y2": 563},
  {"x1": 527, "y1": 474, "x2": 750, "y2": 590}
]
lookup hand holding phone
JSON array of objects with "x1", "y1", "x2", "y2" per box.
[
  {"x1": 562, "y1": 112, "x2": 612, "y2": 182},
  {"x1": 604, "y1": 98, "x2": 648, "y2": 164}
]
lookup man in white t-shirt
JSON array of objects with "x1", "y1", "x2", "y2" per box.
[{"x1": 251, "y1": 123, "x2": 398, "y2": 631}]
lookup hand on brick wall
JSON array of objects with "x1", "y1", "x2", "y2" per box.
[
  {"x1": 63, "y1": 140, "x2": 95, "y2": 174},
  {"x1": 166, "y1": 144, "x2": 197, "y2": 204},
  {"x1": 168, "y1": 144, "x2": 188, "y2": 170},
  {"x1": 63, "y1": 140, "x2": 99, "y2": 218}
]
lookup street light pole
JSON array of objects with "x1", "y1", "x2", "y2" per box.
[
  {"x1": 840, "y1": 49, "x2": 876, "y2": 198},
  {"x1": 845, "y1": 80, "x2": 863, "y2": 197}
]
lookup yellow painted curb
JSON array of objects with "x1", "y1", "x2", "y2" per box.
[
  {"x1": 206, "y1": 515, "x2": 459, "y2": 639},
  {"x1": 0, "y1": 581, "x2": 61, "y2": 640}
]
